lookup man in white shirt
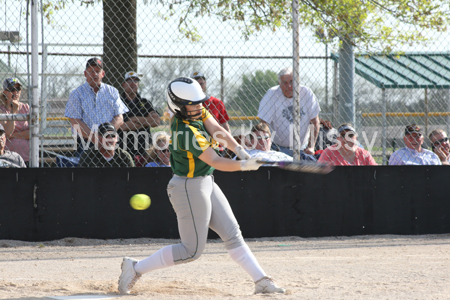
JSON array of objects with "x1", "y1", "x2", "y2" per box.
[
  {"x1": 257, "y1": 66, "x2": 320, "y2": 161},
  {"x1": 389, "y1": 124, "x2": 441, "y2": 165}
]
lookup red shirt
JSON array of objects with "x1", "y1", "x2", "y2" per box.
[
  {"x1": 203, "y1": 96, "x2": 229, "y2": 124},
  {"x1": 318, "y1": 145, "x2": 377, "y2": 166}
]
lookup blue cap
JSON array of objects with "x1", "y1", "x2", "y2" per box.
[{"x1": 2, "y1": 78, "x2": 22, "y2": 90}]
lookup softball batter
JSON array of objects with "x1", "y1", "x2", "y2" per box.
[{"x1": 118, "y1": 77, "x2": 285, "y2": 295}]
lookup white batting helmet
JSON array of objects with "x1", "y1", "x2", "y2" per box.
[{"x1": 166, "y1": 77, "x2": 209, "y2": 119}]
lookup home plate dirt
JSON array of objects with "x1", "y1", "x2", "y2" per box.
[{"x1": 0, "y1": 234, "x2": 449, "y2": 300}]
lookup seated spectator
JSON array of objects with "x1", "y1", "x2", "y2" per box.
[
  {"x1": 389, "y1": 124, "x2": 440, "y2": 165},
  {"x1": 314, "y1": 118, "x2": 337, "y2": 159},
  {"x1": 429, "y1": 129, "x2": 450, "y2": 165},
  {"x1": 79, "y1": 122, "x2": 135, "y2": 167},
  {"x1": 0, "y1": 78, "x2": 30, "y2": 165},
  {"x1": 318, "y1": 123, "x2": 377, "y2": 166},
  {"x1": 236, "y1": 122, "x2": 293, "y2": 162},
  {"x1": 0, "y1": 124, "x2": 26, "y2": 168},
  {"x1": 145, "y1": 134, "x2": 171, "y2": 167},
  {"x1": 118, "y1": 71, "x2": 160, "y2": 159}
]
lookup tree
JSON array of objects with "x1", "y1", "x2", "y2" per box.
[
  {"x1": 103, "y1": 0, "x2": 137, "y2": 91},
  {"x1": 46, "y1": 65, "x2": 84, "y2": 99},
  {"x1": 227, "y1": 70, "x2": 278, "y2": 117},
  {"x1": 41, "y1": 0, "x2": 137, "y2": 91},
  {"x1": 42, "y1": 1, "x2": 450, "y2": 51},
  {"x1": 156, "y1": 0, "x2": 449, "y2": 52}
]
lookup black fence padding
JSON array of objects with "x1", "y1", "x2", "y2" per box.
[{"x1": 0, "y1": 166, "x2": 448, "y2": 241}]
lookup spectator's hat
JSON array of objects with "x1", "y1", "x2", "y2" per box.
[
  {"x1": 86, "y1": 57, "x2": 103, "y2": 69},
  {"x1": 405, "y1": 124, "x2": 422, "y2": 136},
  {"x1": 190, "y1": 71, "x2": 206, "y2": 80},
  {"x1": 3, "y1": 77, "x2": 22, "y2": 90},
  {"x1": 124, "y1": 71, "x2": 141, "y2": 82},
  {"x1": 337, "y1": 124, "x2": 356, "y2": 134},
  {"x1": 97, "y1": 122, "x2": 116, "y2": 136},
  {"x1": 0, "y1": 123, "x2": 5, "y2": 134}
]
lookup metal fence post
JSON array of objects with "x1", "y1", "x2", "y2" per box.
[
  {"x1": 338, "y1": 36, "x2": 355, "y2": 125},
  {"x1": 424, "y1": 88, "x2": 428, "y2": 136},
  {"x1": 292, "y1": 0, "x2": 301, "y2": 161},
  {"x1": 41, "y1": 44, "x2": 48, "y2": 132},
  {"x1": 332, "y1": 59, "x2": 338, "y2": 127},
  {"x1": 220, "y1": 57, "x2": 224, "y2": 101},
  {"x1": 382, "y1": 88, "x2": 387, "y2": 165},
  {"x1": 30, "y1": 0, "x2": 40, "y2": 168}
]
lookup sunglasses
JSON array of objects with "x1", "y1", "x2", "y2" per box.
[
  {"x1": 433, "y1": 137, "x2": 449, "y2": 146},
  {"x1": 340, "y1": 133, "x2": 356, "y2": 138},
  {"x1": 158, "y1": 148, "x2": 170, "y2": 153},
  {"x1": 5, "y1": 86, "x2": 21, "y2": 92},
  {"x1": 252, "y1": 135, "x2": 270, "y2": 140}
]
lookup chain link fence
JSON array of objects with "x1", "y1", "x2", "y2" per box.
[{"x1": 1, "y1": 1, "x2": 449, "y2": 168}]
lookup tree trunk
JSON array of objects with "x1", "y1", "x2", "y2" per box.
[{"x1": 103, "y1": 0, "x2": 137, "y2": 91}]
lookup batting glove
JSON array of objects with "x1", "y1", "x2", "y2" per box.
[
  {"x1": 235, "y1": 145, "x2": 250, "y2": 160},
  {"x1": 240, "y1": 158, "x2": 261, "y2": 171}
]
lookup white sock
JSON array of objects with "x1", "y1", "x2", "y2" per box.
[
  {"x1": 134, "y1": 245, "x2": 174, "y2": 275},
  {"x1": 227, "y1": 244, "x2": 266, "y2": 281}
]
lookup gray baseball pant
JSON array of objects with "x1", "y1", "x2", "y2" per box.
[{"x1": 167, "y1": 174, "x2": 246, "y2": 264}]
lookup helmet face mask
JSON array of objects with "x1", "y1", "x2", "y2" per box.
[
  {"x1": 167, "y1": 77, "x2": 209, "y2": 120},
  {"x1": 184, "y1": 104, "x2": 203, "y2": 120}
]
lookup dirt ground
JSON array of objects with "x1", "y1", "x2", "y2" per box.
[{"x1": 0, "y1": 234, "x2": 449, "y2": 300}]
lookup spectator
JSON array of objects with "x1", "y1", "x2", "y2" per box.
[
  {"x1": 318, "y1": 123, "x2": 377, "y2": 166},
  {"x1": 145, "y1": 134, "x2": 171, "y2": 167},
  {"x1": 0, "y1": 124, "x2": 26, "y2": 168},
  {"x1": 0, "y1": 78, "x2": 30, "y2": 165},
  {"x1": 118, "y1": 71, "x2": 160, "y2": 158},
  {"x1": 239, "y1": 122, "x2": 293, "y2": 162},
  {"x1": 78, "y1": 122, "x2": 135, "y2": 168},
  {"x1": 314, "y1": 119, "x2": 337, "y2": 159},
  {"x1": 190, "y1": 71, "x2": 231, "y2": 133},
  {"x1": 65, "y1": 57, "x2": 129, "y2": 156},
  {"x1": 190, "y1": 71, "x2": 231, "y2": 156},
  {"x1": 257, "y1": 66, "x2": 320, "y2": 161},
  {"x1": 389, "y1": 124, "x2": 441, "y2": 165},
  {"x1": 429, "y1": 129, "x2": 450, "y2": 165}
]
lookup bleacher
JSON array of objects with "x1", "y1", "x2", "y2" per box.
[{"x1": 39, "y1": 98, "x2": 76, "y2": 166}]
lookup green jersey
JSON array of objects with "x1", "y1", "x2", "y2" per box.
[{"x1": 169, "y1": 108, "x2": 220, "y2": 177}]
